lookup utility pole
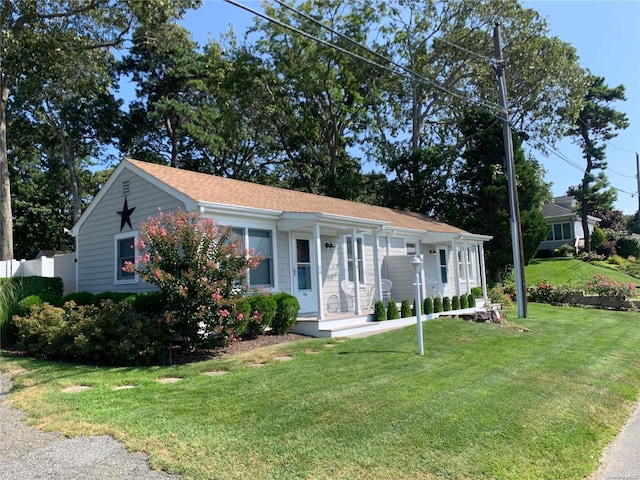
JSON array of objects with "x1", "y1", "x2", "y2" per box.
[
  {"x1": 493, "y1": 23, "x2": 527, "y2": 318},
  {"x1": 636, "y1": 152, "x2": 640, "y2": 213}
]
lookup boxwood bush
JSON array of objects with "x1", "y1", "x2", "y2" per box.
[
  {"x1": 452, "y1": 295, "x2": 461, "y2": 310},
  {"x1": 387, "y1": 300, "x2": 399, "y2": 320},
  {"x1": 245, "y1": 294, "x2": 277, "y2": 338},
  {"x1": 271, "y1": 292, "x2": 300, "y2": 334},
  {"x1": 443, "y1": 296, "x2": 451, "y2": 311},
  {"x1": 373, "y1": 301, "x2": 386, "y2": 321},
  {"x1": 433, "y1": 297, "x2": 443, "y2": 313},
  {"x1": 423, "y1": 297, "x2": 434, "y2": 315},
  {"x1": 400, "y1": 299, "x2": 412, "y2": 318}
]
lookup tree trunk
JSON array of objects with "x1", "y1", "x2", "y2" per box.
[
  {"x1": 58, "y1": 119, "x2": 83, "y2": 223},
  {"x1": 581, "y1": 178, "x2": 591, "y2": 253},
  {"x1": 0, "y1": 85, "x2": 13, "y2": 260}
]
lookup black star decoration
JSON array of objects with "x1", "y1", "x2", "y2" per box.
[{"x1": 117, "y1": 197, "x2": 136, "y2": 232}]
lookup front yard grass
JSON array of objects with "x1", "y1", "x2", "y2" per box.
[{"x1": 3, "y1": 303, "x2": 640, "y2": 479}]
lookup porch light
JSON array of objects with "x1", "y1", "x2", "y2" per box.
[{"x1": 412, "y1": 256, "x2": 424, "y2": 356}]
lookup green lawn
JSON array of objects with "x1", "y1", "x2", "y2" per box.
[
  {"x1": 524, "y1": 257, "x2": 639, "y2": 286},
  {"x1": 3, "y1": 303, "x2": 640, "y2": 479}
]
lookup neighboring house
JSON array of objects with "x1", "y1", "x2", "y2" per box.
[
  {"x1": 538, "y1": 196, "x2": 600, "y2": 253},
  {"x1": 70, "y1": 158, "x2": 492, "y2": 321}
]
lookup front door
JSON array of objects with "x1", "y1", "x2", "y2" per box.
[{"x1": 294, "y1": 237, "x2": 316, "y2": 313}]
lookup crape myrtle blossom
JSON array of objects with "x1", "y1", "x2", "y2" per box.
[{"x1": 123, "y1": 209, "x2": 264, "y2": 350}]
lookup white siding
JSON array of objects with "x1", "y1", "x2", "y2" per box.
[
  {"x1": 76, "y1": 169, "x2": 185, "y2": 294},
  {"x1": 277, "y1": 230, "x2": 291, "y2": 293}
]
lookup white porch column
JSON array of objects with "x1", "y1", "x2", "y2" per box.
[
  {"x1": 452, "y1": 238, "x2": 461, "y2": 297},
  {"x1": 352, "y1": 229, "x2": 362, "y2": 315},
  {"x1": 463, "y1": 243, "x2": 471, "y2": 295},
  {"x1": 373, "y1": 230, "x2": 382, "y2": 303},
  {"x1": 478, "y1": 243, "x2": 488, "y2": 300},
  {"x1": 313, "y1": 224, "x2": 325, "y2": 321}
]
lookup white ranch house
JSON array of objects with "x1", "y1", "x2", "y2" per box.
[{"x1": 70, "y1": 159, "x2": 492, "y2": 335}]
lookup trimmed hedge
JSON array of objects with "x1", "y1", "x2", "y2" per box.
[
  {"x1": 433, "y1": 297, "x2": 443, "y2": 313},
  {"x1": 271, "y1": 292, "x2": 301, "y2": 335},
  {"x1": 245, "y1": 295, "x2": 277, "y2": 338},
  {"x1": 423, "y1": 297, "x2": 434, "y2": 315},
  {"x1": 373, "y1": 301, "x2": 386, "y2": 321},
  {"x1": 387, "y1": 300, "x2": 399, "y2": 320},
  {"x1": 400, "y1": 299, "x2": 412, "y2": 318}
]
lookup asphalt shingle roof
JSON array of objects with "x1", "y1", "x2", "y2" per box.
[{"x1": 127, "y1": 158, "x2": 468, "y2": 235}]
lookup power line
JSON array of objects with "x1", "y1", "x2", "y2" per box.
[
  {"x1": 607, "y1": 166, "x2": 637, "y2": 179},
  {"x1": 225, "y1": 0, "x2": 505, "y2": 120}
]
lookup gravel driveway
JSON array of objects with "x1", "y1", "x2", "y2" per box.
[{"x1": 0, "y1": 372, "x2": 180, "y2": 480}]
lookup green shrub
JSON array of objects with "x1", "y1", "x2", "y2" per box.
[
  {"x1": 62, "y1": 291, "x2": 96, "y2": 306},
  {"x1": 15, "y1": 295, "x2": 45, "y2": 317},
  {"x1": 400, "y1": 299, "x2": 412, "y2": 318},
  {"x1": 132, "y1": 291, "x2": 166, "y2": 315},
  {"x1": 245, "y1": 295, "x2": 277, "y2": 338},
  {"x1": 471, "y1": 287, "x2": 483, "y2": 298},
  {"x1": 460, "y1": 295, "x2": 469, "y2": 309},
  {"x1": 373, "y1": 301, "x2": 386, "y2": 321},
  {"x1": 235, "y1": 299, "x2": 252, "y2": 336},
  {"x1": 596, "y1": 241, "x2": 617, "y2": 257},
  {"x1": 468, "y1": 293, "x2": 476, "y2": 308},
  {"x1": 0, "y1": 279, "x2": 19, "y2": 343},
  {"x1": 271, "y1": 293, "x2": 300, "y2": 335},
  {"x1": 488, "y1": 286, "x2": 513, "y2": 318},
  {"x1": 616, "y1": 236, "x2": 640, "y2": 258},
  {"x1": 386, "y1": 300, "x2": 399, "y2": 320},
  {"x1": 423, "y1": 297, "x2": 434, "y2": 315},
  {"x1": 433, "y1": 297, "x2": 443, "y2": 313},
  {"x1": 451, "y1": 295, "x2": 461, "y2": 310},
  {"x1": 442, "y1": 296, "x2": 451, "y2": 311},
  {"x1": 554, "y1": 244, "x2": 575, "y2": 257},
  {"x1": 607, "y1": 255, "x2": 626, "y2": 267},
  {"x1": 13, "y1": 300, "x2": 172, "y2": 365},
  {"x1": 591, "y1": 225, "x2": 606, "y2": 250}
]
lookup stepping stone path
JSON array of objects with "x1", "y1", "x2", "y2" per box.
[
  {"x1": 113, "y1": 385, "x2": 136, "y2": 390},
  {"x1": 156, "y1": 377, "x2": 182, "y2": 384},
  {"x1": 274, "y1": 356, "x2": 293, "y2": 361},
  {"x1": 62, "y1": 385, "x2": 92, "y2": 394},
  {"x1": 203, "y1": 371, "x2": 228, "y2": 376}
]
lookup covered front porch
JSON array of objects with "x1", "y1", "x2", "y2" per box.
[
  {"x1": 278, "y1": 213, "x2": 491, "y2": 322},
  {"x1": 292, "y1": 301, "x2": 489, "y2": 338}
]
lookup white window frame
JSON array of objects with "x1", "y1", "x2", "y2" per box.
[
  {"x1": 345, "y1": 236, "x2": 365, "y2": 283},
  {"x1": 547, "y1": 222, "x2": 573, "y2": 241},
  {"x1": 230, "y1": 225, "x2": 276, "y2": 289},
  {"x1": 114, "y1": 231, "x2": 139, "y2": 285}
]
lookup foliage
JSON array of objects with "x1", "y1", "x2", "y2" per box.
[
  {"x1": 442, "y1": 296, "x2": 451, "y2": 312},
  {"x1": 467, "y1": 294, "x2": 476, "y2": 309},
  {"x1": 471, "y1": 287, "x2": 483, "y2": 298},
  {"x1": 245, "y1": 295, "x2": 277, "y2": 338},
  {"x1": 590, "y1": 225, "x2": 606, "y2": 250},
  {"x1": 386, "y1": 300, "x2": 400, "y2": 320},
  {"x1": 586, "y1": 274, "x2": 637, "y2": 308},
  {"x1": 423, "y1": 297, "x2": 434, "y2": 315},
  {"x1": 270, "y1": 293, "x2": 300, "y2": 335},
  {"x1": 433, "y1": 297, "x2": 443, "y2": 313},
  {"x1": 565, "y1": 74, "x2": 628, "y2": 253},
  {"x1": 554, "y1": 244, "x2": 575, "y2": 257},
  {"x1": 451, "y1": 296, "x2": 461, "y2": 310},
  {"x1": 596, "y1": 241, "x2": 617, "y2": 257},
  {"x1": 131, "y1": 291, "x2": 166, "y2": 315},
  {"x1": 528, "y1": 282, "x2": 555, "y2": 304},
  {"x1": 400, "y1": 299, "x2": 412, "y2": 318},
  {"x1": 460, "y1": 295, "x2": 469, "y2": 309},
  {"x1": 447, "y1": 111, "x2": 551, "y2": 281},
  {"x1": 596, "y1": 209, "x2": 627, "y2": 232},
  {"x1": 615, "y1": 236, "x2": 640, "y2": 258},
  {"x1": 373, "y1": 301, "x2": 386, "y2": 321},
  {"x1": 123, "y1": 209, "x2": 262, "y2": 349},
  {"x1": 62, "y1": 292, "x2": 96, "y2": 306},
  {"x1": 487, "y1": 286, "x2": 513, "y2": 318},
  {"x1": 0, "y1": 279, "x2": 19, "y2": 342},
  {"x1": 607, "y1": 255, "x2": 626, "y2": 267},
  {"x1": 13, "y1": 300, "x2": 171, "y2": 365}
]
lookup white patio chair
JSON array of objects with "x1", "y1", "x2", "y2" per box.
[
  {"x1": 341, "y1": 279, "x2": 355, "y2": 309},
  {"x1": 381, "y1": 279, "x2": 393, "y2": 301}
]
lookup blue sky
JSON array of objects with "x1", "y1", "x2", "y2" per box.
[{"x1": 178, "y1": 0, "x2": 640, "y2": 214}]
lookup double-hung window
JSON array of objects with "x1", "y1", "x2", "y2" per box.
[
  {"x1": 546, "y1": 223, "x2": 572, "y2": 241},
  {"x1": 114, "y1": 232, "x2": 137, "y2": 283},
  {"x1": 231, "y1": 227, "x2": 274, "y2": 288},
  {"x1": 346, "y1": 237, "x2": 364, "y2": 283}
]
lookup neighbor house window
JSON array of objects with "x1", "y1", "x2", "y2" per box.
[
  {"x1": 346, "y1": 237, "x2": 365, "y2": 282},
  {"x1": 114, "y1": 232, "x2": 137, "y2": 283},
  {"x1": 546, "y1": 223, "x2": 572, "y2": 241},
  {"x1": 457, "y1": 249, "x2": 465, "y2": 280},
  {"x1": 230, "y1": 226, "x2": 274, "y2": 288}
]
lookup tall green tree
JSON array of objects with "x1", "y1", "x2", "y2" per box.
[
  {"x1": 255, "y1": 0, "x2": 383, "y2": 199},
  {"x1": 566, "y1": 74, "x2": 628, "y2": 252},
  {"x1": 449, "y1": 111, "x2": 550, "y2": 282},
  {"x1": 369, "y1": 0, "x2": 585, "y2": 162},
  {"x1": 0, "y1": 0, "x2": 200, "y2": 260}
]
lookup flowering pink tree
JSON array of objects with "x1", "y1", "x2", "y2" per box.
[{"x1": 124, "y1": 209, "x2": 263, "y2": 349}]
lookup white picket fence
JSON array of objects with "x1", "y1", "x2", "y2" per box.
[{"x1": 0, "y1": 253, "x2": 76, "y2": 294}]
